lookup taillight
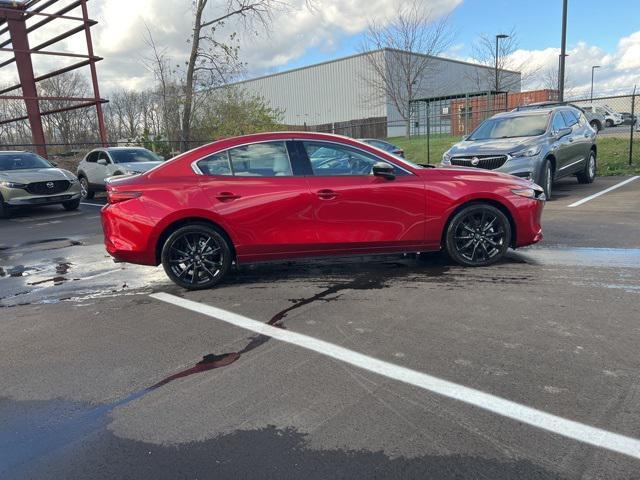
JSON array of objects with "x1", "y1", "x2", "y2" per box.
[{"x1": 107, "y1": 191, "x2": 142, "y2": 204}]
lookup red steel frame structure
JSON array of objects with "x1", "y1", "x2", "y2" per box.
[{"x1": 0, "y1": 0, "x2": 107, "y2": 158}]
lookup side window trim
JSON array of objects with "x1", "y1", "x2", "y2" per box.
[
  {"x1": 193, "y1": 140, "x2": 295, "y2": 177},
  {"x1": 297, "y1": 139, "x2": 412, "y2": 177}
]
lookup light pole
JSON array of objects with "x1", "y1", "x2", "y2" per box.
[
  {"x1": 495, "y1": 34, "x2": 509, "y2": 93},
  {"x1": 558, "y1": 0, "x2": 568, "y2": 101},
  {"x1": 590, "y1": 65, "x2": 600, "y2": 102}
]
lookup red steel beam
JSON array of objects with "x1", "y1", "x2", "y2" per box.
[
  {"x1": 80, "y1": 0, "x2": 107, "y2": 146},
  {"x1": 0, "y1": 95, "x2": 106, "y2": 102},
  {"x1": 5, "y1": 10, "x2": 47, "y2": 157},
  {"x1": 0, "y1": 99, "x2": 108, "y2": 125},
  {"x1": 0, "y1": 58, "x2": 99, "y2": 94}
]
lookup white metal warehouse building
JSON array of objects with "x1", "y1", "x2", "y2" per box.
[{"x1": 230, "y1": 48, "x2": 522, "y2": 137}]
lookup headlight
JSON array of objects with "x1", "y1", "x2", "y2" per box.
[
  {"x1": 442, "y1": 151, "x2": 452, "y2": 165},
  {"x1": 68, "y1": 178, "x2": 78, "y2": 184},
  {"x1": 511, "y1": 145, "x2": 541, "y2": 158},
  {"x1": 0, "y1": 180, "x2": 26, "y2": 189},
  {"x1": 122, "y1": 169, "x2": 141, "y2": 175},
  {"x1": 511, "y1": 183, "x2": 545, "y2": 200}
]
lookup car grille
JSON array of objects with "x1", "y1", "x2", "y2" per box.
[
  {"x1": 26, "y1": 180, "x2": 71, "y2": 195},
  {"x1": 450, "y1": 155, "x2": 508, "y2": 170}
]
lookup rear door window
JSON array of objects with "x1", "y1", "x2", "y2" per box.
[
  {"x1": 561, "y1": 110, "x2": 579, "y2": 127},
  {"x1": 85, "y1": 151, "x2": 99, "y2": 163},
  {"x1": 197, "y1": 152, "x2": 232, "y2": 176},
  {"x1": 228, "y1": 142, "x2": 292, "y2": 177}
]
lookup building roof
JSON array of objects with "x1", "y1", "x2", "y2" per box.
[{"x1": 229, "y1": 48, "x2": 521, "y2": 87}]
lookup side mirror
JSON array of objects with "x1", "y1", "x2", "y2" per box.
[
  {"x1": 555, "y1": 127, "x2": 572, "y2": 140},
  {"x1": 372, "y1": 161, "x2": 395, "y2": 180},
  {"x1": 97, "y1": 158, "x2": 108, "y2": 166}
]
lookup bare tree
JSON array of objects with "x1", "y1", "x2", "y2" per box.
[
  {"x1": 360, "y1": 0, "x2": 452, "y2": 137},
  {"x1": 179, "y1": 0, "x2": 285, "y2": 151},
  {"x1": 541, "y1": 62, "x2": 575, "y2": 99},
  {"x1": 468, "y1": 29, "x2": 540, "y2": 95}
]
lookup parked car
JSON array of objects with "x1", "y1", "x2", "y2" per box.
[
  {"x1": 101, "y1": 132, "x2": 545, "y2": 290},
  {"x1": 359, "y1": 138, "x2": 405, "y2": 157},
  {"x1": 442, "y1": 104, "x2": 597, "y2": 199},
  {"x1": 582, "y1": 105, "x2": 623, "y2": 128},
  {"x1": 77, "y1": 147, "x2": 163, "y2": 199},
  {"x1": 620, "y1": 112, "x2": 637, "y2": 126},
  {"x1": 582, "y1": 108, "x2": 606, "y2": 132},
  {"x1": 0, "y1": 151, "x2": 81, "y2": 219}
]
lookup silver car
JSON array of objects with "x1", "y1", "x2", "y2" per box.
[
  {"x1": 76, "y1": 147, "x2": 163, "y2": 199},
  {"x1": 0, "y1": 151, "x2": 82, "y2": 219},
  {"x1": 442, "y1": 104, "x2": 597, "y2": 199}
]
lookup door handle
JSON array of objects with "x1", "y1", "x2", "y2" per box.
[
  {"x1": 216, "y1": 192, "x2": 241, "y2": 202},
  {"x1": 568, "y1": 137, "x2": 574, "y2": 142},
  {"x1": 317, "y1": 189, "x2": 338, "y2": 200}
]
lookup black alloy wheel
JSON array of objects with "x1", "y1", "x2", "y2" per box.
[
  {"x1": 161, "y1": 224, "x2": 232, "y2": 290},
  {"x1": 445, "y1": 204, "x2": 511, "y2": 267}
]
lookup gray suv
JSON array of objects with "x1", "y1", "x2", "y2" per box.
[{"x1": 442, "y1": 104, "x2": 597, "y2": 199}]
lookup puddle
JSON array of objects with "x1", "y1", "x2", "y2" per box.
[{"x1": 0, "y1": 240, "x2": 169, "y2": 307}]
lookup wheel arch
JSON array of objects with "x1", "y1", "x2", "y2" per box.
[
  {"x1": 155, "y1": 217, "x2": 236, "y2": 265},
  {"x1": 441, "y1": 198, "x2": 517, "y2": 249}
]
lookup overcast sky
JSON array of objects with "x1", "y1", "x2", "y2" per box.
[{"x1": 0, "y1": 0, "x2": 639, "y2": 98}]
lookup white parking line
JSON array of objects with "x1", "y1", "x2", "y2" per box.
[
  {"x1": 568, "y1": 176, "x2": 639, "y2": 208},
  {"x1": 151, "y1": 292, "x2": 640, "y2": 460},
  {"x1": 81, "y1": 202, "x2": 105, "y2": 207}
]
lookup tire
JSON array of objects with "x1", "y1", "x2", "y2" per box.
[
  {"x1": 538, "y1": 159, "x2": 553, "y2": 200},
  {"x1": 0, "y1": 195, "x2": 11, "y2": 219},
  {"x1": 605, "y1": 119, "x2": 613, "y2": 128},
  {"x1": 62, "y1": 198, "x2": 81, "y2": 211},
  {"x1": 444, "y1": 204, "x2": 511, "y2": 267},
  {"x1": 161, "y1": 224, "x2": 232, "y2": 290},
  {"x1": 590, "y1": 120, "x2": 601, "y2": 132},
  {"x1": 577, "y1": 150, "x2": 597, "y2": 184},
  {"x1": 79, "y1": 176, "x2": 94, "y2": 200}
]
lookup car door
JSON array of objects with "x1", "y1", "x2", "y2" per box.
[
  {"x1": 95, "y1": 150, "x2": 112, "y2": 186},
  {"x1": 299, "y1": 140, "x2": 426, "y2": 252},
  {"x1": 561, "y1": 110, "x2": 592, "y2": 173},
  {"x1": 81, "y1": 151, "x2": 100, "y2": 185},
  {"x1": 550, "y1": 112, "x2": 572, "y2": 174},
  {"x1": 196, "y1": 140, "x2": 317, "y2": 261}
]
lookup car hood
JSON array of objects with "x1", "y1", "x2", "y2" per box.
[
  {"x1": 448, "y1": 137, "x2": 537, "y2": 156},
  {"x1": 116, "y1": 161, "x2": 162, "y2": 173},
  {"x1": 430, "y1": 165, "x2": 536, "y2": 188},
  {"x1": 0, "y1": 168, "x2": 76, "y2": 183}
]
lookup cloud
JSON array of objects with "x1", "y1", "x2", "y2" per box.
[
  {"x1": 0, "y1": 0, "x2": 461, "y2": 92},
  {"x1": 511, "y1": 31, "x2": 640, "y2": 97}
]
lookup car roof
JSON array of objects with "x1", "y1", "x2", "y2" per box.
[
  {"x1": 0, "y1": 150, "x2": 29, "y2": 154},
  {"x1": 492, "y1": 109, "x2": 554, "y2": 119}
]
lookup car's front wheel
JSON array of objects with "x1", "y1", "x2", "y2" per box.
[
  {"x1": 539, "y1": 159, "x2": 553, "y2": 200},
  {"x1": 62, "y1": 199, "x2": 81, "y2": 211},
  {"x1": 445, "y1": 204, "x2": 511, "y2": 267},
  {"x1": 79, "y1": 176, "x2": 94, "y2": 200},
  {"x1": 577, "y1": 151, "x2": 597, "y2": 184},
  {"x1": 0, "y1": 194, "x2": 11, "y2": 219},
  {"x1": 161, "y1": 224, "x2": 232, "y2": 290}
]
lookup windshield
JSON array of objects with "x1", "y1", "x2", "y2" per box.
[
  {"x1": 469, "y1": 115, "x2": 549, "y2": 140},
  {"x1": 0, "y1": 152, "x2": 53, "y2": 171},
  {"x1": 109, "y1": 149, "x2": 160, "y2": 164}
]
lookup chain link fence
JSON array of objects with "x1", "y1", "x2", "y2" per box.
[{"x1": 1, "y1": 92, "x2": 638, "y2": 174}]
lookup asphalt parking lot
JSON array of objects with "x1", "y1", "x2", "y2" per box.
[{"x1": 1, "y1": 176, "x2": 639, "y2": 479}]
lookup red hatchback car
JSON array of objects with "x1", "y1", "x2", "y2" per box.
[{"x1": 101, "y1": 132, "x2": 544, "y2": 290}]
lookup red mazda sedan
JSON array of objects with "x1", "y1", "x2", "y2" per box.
[{"x1": 101, "y1": 132, "x2": 544, "y2": 290}]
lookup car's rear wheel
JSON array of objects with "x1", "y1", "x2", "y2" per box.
[
  {"x1": 79, "y1": 176, "x2": 94, "y2": 200},
  {"x1": 161, "y1": 224, "x2": 232, "y2": 290},
  {"x1": 445, "y1": 204, "x2": 511, "y2": 267},
  {"x1": 577, "y1": 151, "x2": 597, "y2": 184},
  {"x1": 62, "y1": 199, "x2": 81, "y2": 211},
  {"x1": 589, "y1": 120, "x2": 601, "y2": 132},
  {"x1": 605, "y1": 119, "x2": 613, "y2": 128}
]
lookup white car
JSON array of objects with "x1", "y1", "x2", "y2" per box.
[
  {"x1": 583, "y1": 105, "x2": 623, "y2": 128},
  {"x1": 76, "y1": 147, "x2": 163, "y2": 199}
]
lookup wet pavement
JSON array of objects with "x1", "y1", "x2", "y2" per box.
[{"x1": 1, "y1": 176, "x2": 639, "y2": 479}]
